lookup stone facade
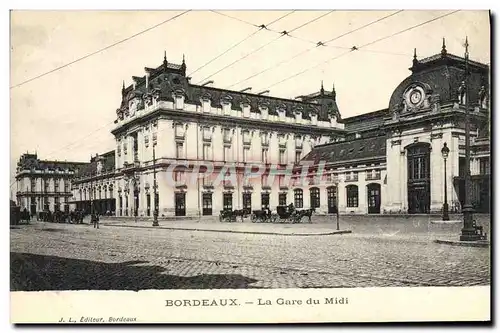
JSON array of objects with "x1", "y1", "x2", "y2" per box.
[{"x1": 18, "y1": 41, "x2": 490, "y2": 218}]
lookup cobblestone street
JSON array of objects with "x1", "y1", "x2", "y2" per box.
[{"x1": 10, "y1": 216, "x2": 490, "y2": 291}]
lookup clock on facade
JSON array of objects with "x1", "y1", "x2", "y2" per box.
[{"x1": 409, "y1": 90, "x2": 422, "y2": 105}]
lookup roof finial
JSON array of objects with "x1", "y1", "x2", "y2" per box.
[
  {"x1": 413, "y1": 48, "x2": 417, "y2": 60},
  {"x1": 122, "y1": 80, "x2": 125, "y2": 90},
  {"x1": 320, "y1": 80, "x2": 324, "y2": 94},
  {"x1": 182, "y1": 54, "x2": 185, "y2": 64},
  {"x1": 441, "y1": 37, "x2": 447, "y2": 56},
  {"x1": 331, "y1": 82, "x2": 336, "y2": 100},
  {"x1": 164, "y1": 50, "x2": 167, "y2": 62}
]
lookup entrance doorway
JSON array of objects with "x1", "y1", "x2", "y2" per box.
[
  {"x1": 175, "y1": 192, "x2": 186, "y2": 216},
  {"x1": 367, "y1": 183, "x2": 381, "y2": 214},
  {"x1": 407, "y1": 143, "x2": 431, "y2": 214},
  {"x1": 327, "y1": 186, "x2": 338, "y2": 214},
  {"x1": 202, "y1": 193, "x2": 212, "y2": 216}
]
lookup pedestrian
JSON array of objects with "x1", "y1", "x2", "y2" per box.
[{"x1": 92, "y1": 212, "x2": 100, "y2": 229}]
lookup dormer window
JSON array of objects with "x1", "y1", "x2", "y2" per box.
[
  {"x1": 310, "y1": 112, "x2": 318, "y2": 125},
  {"x1": 260, "y1": 105, "x2": 269, "y2": 120},
  {"x1": 202, "y1": 97, "x2": 211, "y2": 113},
  {"x1": 277, "y1": 105, "x2": 286, "y2": 121},
  {"x1": 294, "y1": 110, "x2": 302, "y2": 123},
  {"x1": 242, "y1": 102, "x2": 251, "y2": 118},
  {"x1": 174, "y1": 91, "x2": 184, "y2": 110}
]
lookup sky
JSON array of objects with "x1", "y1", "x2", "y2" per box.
[{"x1": 9, "y1": 10, "x2": 490, "y2": 190}]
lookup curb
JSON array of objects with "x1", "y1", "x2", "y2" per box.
[
  {"x1": 103, "y1": 223, "x2": 352, "y2": 236},
  {"x1": 430, "y1": 220, "x2": 462, "y2": 224},
  {"x1": 434, "y1": 239, "x2": 490, "y2": 248}
]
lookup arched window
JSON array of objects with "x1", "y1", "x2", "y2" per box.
[
  {"x1": 346, "y1": 185, "x2": 358, "y2": 208},
  {"x1": 310, "y1": 187, "x2": 320, "y2": 208},
  {"x1": 294, "y1": 189, "x2": 303, "y2": 208}
]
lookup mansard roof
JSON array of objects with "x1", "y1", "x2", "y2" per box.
[
  {"x1": 16, "y1": 153, "x2": 87, "y2": 173},
  {"x1": 119, "y1": 55, "x2": 335, "y2": 121},
  {"x1": 302, "y1": 135, "x2": 386, "y2": 166},
  {"x1": 342, "y1": 109, "x2": 387, "y2": 134},
  {"x1": 77, "y1": 150, "x2": 116, "y2": 177}
]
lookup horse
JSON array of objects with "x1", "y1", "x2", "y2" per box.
[
  {"x1": 232, "y1": 209, "x2": 246, "y2": 222},
  {"x1": 296, "y1": 207, "x2": 316, "y2": 223},
  {"x1": 20, "y1": 209, "x2": 30, "y2": 224}
]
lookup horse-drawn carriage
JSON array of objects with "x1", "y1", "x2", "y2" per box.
[
  {"x1": 219, "y1": 209, "x2": 246, "y2": 222},
  {"x1": 250, "y1": 208, "x2": 275, "y2": 223}
]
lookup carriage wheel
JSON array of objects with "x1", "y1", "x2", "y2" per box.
[{"x1": 219, "y1": 215, "x2": 223, "y2": 222}]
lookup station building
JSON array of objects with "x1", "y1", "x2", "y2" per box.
[{"x1": 15, "y1": 40, "x2": 490, "y2": 218}]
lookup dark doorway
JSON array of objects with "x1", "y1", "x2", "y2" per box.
[
  {"x1": 261, "y1": 193, "x2": 270, "y2": 210},
  {"x1": 242, "y1": 193, "x2": 251, "y2": 214},
  {"x1": 327, "y1": 186, "x2": 337, "y2": 214},
  {"x1": 202, "y1": 193, "x2": 212, "y2": 216},
  {"x1": 367, "y1": 183, "x2": 381, "y2": 214},
  {"x1": 134, "y1": 190, "x2": 139, "y2": 217},
  {"x1": 30, "y1": 198, "x2": 36, "y2": 216},
  {"x1": 223, "y1": 193, "x2": 233, "y2": 211},
  {"x1": 175, "y1": 192, "x2": 186, "y2": 216},
  {"x1": 407, "y1": 143, "x2": 431, "y2": 214},
  {"x1": 146, "y1": 193, "x2": 151, "y2": 216}
]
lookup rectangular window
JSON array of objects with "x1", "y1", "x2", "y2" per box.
[
  {"x1": 295, "y1": 150, "x2": 301, "y2": 164},
  {"x1": 223, "y1": 145, "x2": 231, "y2": 162},
  {"x1": 346, "y1": 186, "x2": 359, "y2": 207},
  {"x1": 261, "y1": 133, "x2": 269, "y2": 146},
  {"x1": 294, "y1": 190, "x2": 303, "y2": 208},
  {"x1": 262, "y1": 174, "x2": 269, "y2": 187},
  {"x1": 279, "y1": 193, "x2": 287, "y2": 206},
  {"x1": 223, "y1": 193, "x2": 233, "y2": 210},
  {"x1": 243, "y1": 147, "x2": 250, "y2": 162},
  {"x1": 176, "y1": 142, "x2": 184, "y2": 159},
  {"x1": 203, "y1": 127, "x2": 212, "y2": 141},
  {"x1": 223, "y1": 129, "x2": 232, "y2": 143},
  {"x1": 278, "y1": 175, "x2": 285, "y2": 188},
  {"x1": 175, "y1": 124, "x2": 185, "y2": 138},
  {"x1": 31, "y1": 179, "x2": 36, "y2": 192},
  {"x1": 243, "y1": 193, "x2": 252, "y2": 214},
  {"x1": 279, "y1": 149, "x2": 286, "y2": 164},
  {"x1": 243, "y1": 131, "x2": 251, "y2": 145},
  {"x1": 480, "y1": 157, "x2": 490, "y2": 175},
  {"x1": 203, "y1": 144, "x2": 212, "y2": 160},
  {"x1": 261, "y1": 149, "x2": 268, "y2": 164},
  {"x1": 202, "y1": 193, "x2": 212, "y2": 216},
  {"x1": 261, "y1": 193, "x2": 270, "y2": 210}
]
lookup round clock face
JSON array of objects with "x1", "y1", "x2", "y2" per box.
[{"x1": 410, "y1": 90, "x2": 422, "y2": 104}]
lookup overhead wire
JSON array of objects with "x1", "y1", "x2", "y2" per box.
[
  {"x1": 10, "y1": 10, "x2": 191, "y2": 89},
  {"x1": 226, "y1": 10, "x2": 405, "y2": 90},
  {"x1": 196, "y1": 10, "x2": 335, "y2": 84},
  {"x1": 263, "y1": 10, "x2": 461, "y2": 91}
]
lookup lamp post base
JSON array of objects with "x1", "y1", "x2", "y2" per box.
[
  {"x1": 152, "y1": 211, "x2": 159, "y2": 227},
  {"x1": 442, "y1": 203, "x2": 450, "y2": 221},
  {"x1": 459, "y1": 205, "x2": 484, "y2": 241}
]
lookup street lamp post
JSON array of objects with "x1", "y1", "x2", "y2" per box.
[
  {"x1": 460, "y1": 37, "x2": 481, "y2": 241},
  {"x1": 335, "y1": 181, "x2": 340, "y2": 231},
  {"x1": 152, "y1": 142, "x2": 159, "y2": 226},
  {"x1": 441, "y1": 142, "x2": 450, "y2": 221}
]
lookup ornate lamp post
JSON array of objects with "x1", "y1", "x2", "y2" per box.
[
  {"x1": 152, "y1": 141, "x2": 159, "y2": 226},
  {"x1": 441, "y1": 142, "x2": 450, "y2": 221},
  {"x1": 460, "y1": 37, "x2": 481, "y2": 241}
]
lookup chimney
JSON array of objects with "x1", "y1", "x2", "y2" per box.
[
  {"x1": 257, "y1": 90, "x2": 270, "y2": 96},
  {"x1": 240, "y1": 87, "x2": 252, "y2": 93}
]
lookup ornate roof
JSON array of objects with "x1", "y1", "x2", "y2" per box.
[
  {"x1": 342, "y1": 109, "x2": 386, "y2": 134},
  {"x1": 16, "y1": 153, "x2": 87, "y2": 174},
  {"x1": 118, "y1": 54, "x2": 337, "y2": 122}
]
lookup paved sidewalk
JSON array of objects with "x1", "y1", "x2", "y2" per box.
[{"x1": 99, "y1": 218, "x2": 352, "y2": 236}]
